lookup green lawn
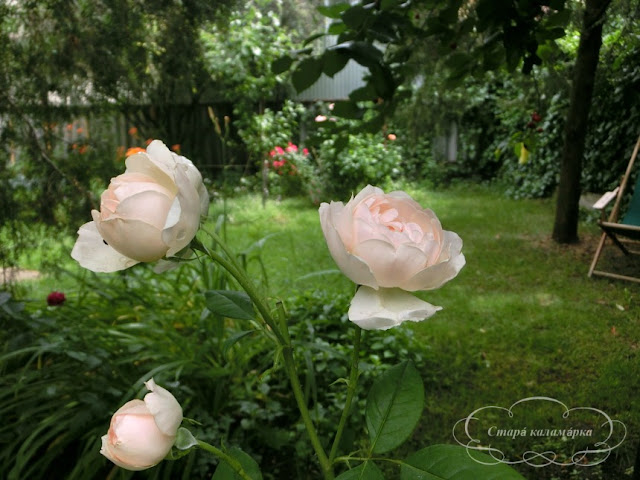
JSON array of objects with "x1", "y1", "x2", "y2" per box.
[
  {"x1": 5, "y1": 182, "x2": 639, "y2": 479},
  {"x1": 209, "y1": 184, "x2": 639, "y2": 479}
]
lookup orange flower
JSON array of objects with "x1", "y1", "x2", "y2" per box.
[
  {"x1": 170, "y1": 144, "x2": 181, "y2": 153},
  {"x1": 145, "y1": 138, "x2": 153, "y2": 146},
  {"x1": 76, "y1": 127, "x2": 84, "y2": 134},
  {"x1": 128, "y1": 127, "x2": 138, "y2": 136},
  {"x1": 125, "y1": 147, "x2": 146, "y2": 156},
  {"x1": 66, "y1": 123, "x2": 74, "y2": 131},
  {"x1": 78, "y1": 145, "x2": 88, "y2": 154},
  {"x1": 387, "y1": 133, "x2": 397, "y2": 141}
]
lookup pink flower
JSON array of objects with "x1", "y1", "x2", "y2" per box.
[
  {"x1": 47, "y1": 291, "x2": 66, "y2": 306},
  {"x1": 302, "y1": 148, "x2": 309, "y2": 156},
  {"x1": 285, "y1": 142, "x2": 298, "y2": 153},
  {"x1": 387, "y1": 133, "x2": 397, "y2": 141},
  {"x1": 275, "y1": 146, "x2": 284, "y2": 155},
  {"x1": 315, "y1": 115, "x2": 327, "y2": 123},
  {"x1": 100, "y1": 379, "x2": 183, "y2": 471},
  {"x1": 71, "y1": 140, "x2": 209, "y2": 272},
  {"x1": 319, "y1": 185, "x2": 465, "y2": 330}
]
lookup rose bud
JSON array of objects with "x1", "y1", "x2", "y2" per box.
[
  {"x1": 46, "y1": 291, "x2": 66, "y2": 306},
  {"x1": 71, "y1": 140, "x2": 209, "y2": 272},
  {"x1": 100, "y1": 379, "x2": 183, "y2": 471},
  {"x1": 319, "y1": 185, "x2": 465, "y2": 330}
]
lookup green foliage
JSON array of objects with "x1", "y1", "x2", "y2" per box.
[
  {"x1": 211, "y1": 447, "x2": 263, "y2": 480},
  {"x1": 401, "y1": 445, "x2": 526, "y2": 479},
  {"x1": 265, "y1": 143, "x2": 318, "y2": 200},
  {"x1": 365, "y1": 361, "x2": 424, "y2": 454},
  {"x1": 335, "y1": 461, "x2": 384, "y2": 480},
  {"x1": 316, "y1": 129, "x2": 403, "y2": 199},
  {"x1": 0, "y1": 252, "x2": 272, "y2": 479},
  {"x1": 3, "y1": 184, "x2": 640, "y2": 479},
  {"x1": 200, "y1": 0, "x2": 294, "y2": 111},
  {"x1": 237, "y1": 100, "x2": 306, "y2": 160}
]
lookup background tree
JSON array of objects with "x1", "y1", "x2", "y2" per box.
[
  {"x1": 552, "y1": 0, "x2": 611, "y2": 243},
  {"x1": 283, "y1": 0, "x2": 638, "y2": 244}
]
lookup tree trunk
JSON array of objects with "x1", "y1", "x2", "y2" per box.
[{"x1": 552, "y1": 0, "x2": 612, "y2": 243}]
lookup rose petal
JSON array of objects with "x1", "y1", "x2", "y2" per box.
[
  {"x1": 348, "y1": 286, "x2": 442, "y2": 330},
  {"x1": 100, "y1": 434, "x2": 151, "y2": 471},
  {"x1": 319, "y1": 202, "x2": 378, "y2": 288},
  {"x1": 353, "y1": 239, "x2": 427, "y2": 288},
  {"x1": 161, "y1": 164, "x2": 201, "y2": 257},
  {"x1": 101, "y1": 409, "x2": 170, "y2": 470},
  {"x1": 95, "y1": 215, "x2": 168, "y2": 262},
  {"x1": 115, "y1": 190, "x2": 174, "y2": 230},
  {"x1": 173, "y1": 153, "x2": 209, "y2": 216},
  {"x1": 71, "y1": 221, "x2": 140, "y2": 272},
  {"x1": 124, "y1": 149, "x2": 177, "y2": 195},
  {"x1": 143, "y1": 378, "x2": 183, "y2": 436},
  {"x1": 403, "y1": 251, "x2": 466, "y2": 291}
]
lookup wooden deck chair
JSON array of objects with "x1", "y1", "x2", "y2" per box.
[{"x1": 588, "y1": 134, "x2": 640, "y2": 282}]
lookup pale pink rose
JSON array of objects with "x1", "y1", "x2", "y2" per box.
[
  {"x1": 100, "y1": 379, "x2": 183, "y2": 471},
  {"x1": 71, "y1": 140, "x2": 209, "y2": 272},
  {"x1": 319, "y1": 185, "x2": 465, "y2": 329}
]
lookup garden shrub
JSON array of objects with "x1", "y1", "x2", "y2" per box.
[
  {"x1": 0, "y1": 275, "x2": 427, "y2": 480},
  {"x1": 316, "y1": 133, "x2": 403, "y2": 200}
]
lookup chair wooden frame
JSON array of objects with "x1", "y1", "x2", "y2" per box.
[{"x1": 588, "y1": 134, "x2": 640, "y2": 283}]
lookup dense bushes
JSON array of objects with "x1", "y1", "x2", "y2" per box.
[
  {"x1": 0, "y1": 258, "x2": 426, "y2": 479},
  {"x1": 392, "y1": 19, "x2": 640, "y2": 199}
]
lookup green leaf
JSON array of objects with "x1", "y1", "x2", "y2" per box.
[
  {"x1": 331, "y1": 101, "x2": 364, "y2": 120},
  {"x1": 535, "y1": 27, "x2": 565, "y2": 42},
  {"x1": 370, "y1": 65, "x2": 395, "y2": 99},
  {"x1": 323, "y1": 49, "x2": 350, "y2": 77},
  {"x1": 205, "y1": 290, "x2": 254, "y2": 321},
  {"x1": 349, "y1": 84, "x2": 377, "y2": 102},
  {"x1": 333, "y1": 41, "x2": 383, "y2": 69},
  {"x1": 400, "y1": 444, "x2": 526, "y2": 480},
  {"x1": 292, "y1": 57, "x2": 323, "y2": 92},
  {"x1": 544, "y1": 8, "x2": 570, "y2": 28},
  {"x1": 366, "y1": 361, "x2": 424, "y2": 454},
  {"x1": 271, "y1": 55, "x2": 293, "y2": 75},
  {"x1": 303, "y1": 32, "x2": 326, "y2": 47},
  {"x1": 174, "y1": 427, "x2": 198, "y2": 450},
  {"x1": 212, "y1": 446, "x2": 263, "y2": 480},
  {"x1": 328, "y1": 22, "x2": 348, "y2": 35},
  {"x1": 341, "y1": 5, "x2": 369, "y2": 29},
  {"x1": 380, "y1": 0, "x2": 399, "y2": 10},
  {"x1": 317, "y1": 3, "x2": 350, "y2": 19},
  {"x1": 165, "y1": 428, "x2": 198, "y2": 460},
  {"x1": 223, "y1": 330, "x2": 256, "y2": 357},
  {"x1": 336, "y1": 461, "x2": 385, "y2": 480}
]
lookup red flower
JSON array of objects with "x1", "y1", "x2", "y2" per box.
[
  {"x1": 47, "y1": 291, "x2": 66, "y2": 306},
  {"x1": 275, "y1": 146, "x2": 284, "y2": 155},
  {"x1": 273, "y1": 159, "x2": 286, "y2": 168},
  {"x1": 302, "y1": 148, "x2": 309, "y2": 156},
  {"x1": 285, "y1": 142, "x2": 298, "y2": 153}
]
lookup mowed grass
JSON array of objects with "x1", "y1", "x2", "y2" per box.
[
  {"x1": 210, "y1": 184, "x2": 639, "y2": 478},
  {"x1": 8, "y1": 182, "x2": 639, "y2": 478}
]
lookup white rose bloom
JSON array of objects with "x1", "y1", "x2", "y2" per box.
[{"x1": 72, "y1": 140, "x2": 209, "y2": 272}]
